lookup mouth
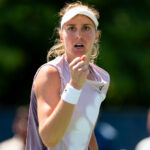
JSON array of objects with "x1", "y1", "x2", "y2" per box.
[{"x1": 74, "y1": 44, "x2": 84, "y2": 49}]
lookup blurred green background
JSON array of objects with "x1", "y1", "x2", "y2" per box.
[{"x1": 0, "y1": 0, "x2": 150, "y2": 109}]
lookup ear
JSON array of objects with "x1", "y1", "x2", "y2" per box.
[
  {"x1": 95, "y1": 30, "x2": 101, "y2": 43},
  {"x1": 59, "y1": 30, "x2": 63, "y2": 41}
]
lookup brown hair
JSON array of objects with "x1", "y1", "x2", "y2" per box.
[{"x1": 47, "y1": 1, "x2": 100, "y2": 63}]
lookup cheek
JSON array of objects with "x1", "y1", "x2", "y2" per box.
[
  {"x1": 63, "y1": 33, "x2": 74, "y2": 46},
  {"x1": 85, "y1": 35, "x2": 95, "y2": 48},
  {"x1": 85, "y1": 32, "x2": 95, "y2": 42}
]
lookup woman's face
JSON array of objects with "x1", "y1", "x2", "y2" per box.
[{"x1": 60, "y1": 15, "x2": 100, "y2": 63}]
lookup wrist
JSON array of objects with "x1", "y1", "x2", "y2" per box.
[
  {"x1": 61, "y1": 83, "x2": 82, "y2": 105},
  {"x1": 69, "y1": 81, "x2": 82, "y2": 90}
]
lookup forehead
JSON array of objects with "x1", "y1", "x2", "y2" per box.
[{"x1": 64, "y1": 14, "x2": 95, "y2": 26}]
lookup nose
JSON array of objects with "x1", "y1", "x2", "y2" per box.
[{"x1": 76, "y1": 29, "x2": 82, "y2": 39}]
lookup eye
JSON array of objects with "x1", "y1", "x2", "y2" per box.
[
  {"x1": 83, "y1": 25, "x2": 91, "y2": 31},
  {"x1": 67, "y1": 26, "x2": 76, "y2": 31}
]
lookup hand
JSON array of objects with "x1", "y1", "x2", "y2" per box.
[{"x1": 69, "y1": 55, "x2": 89, "y2": 89}]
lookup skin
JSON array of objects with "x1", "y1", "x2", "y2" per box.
[
  {"x1": 60, "y1": 15, "x2": 100, "y2": 64},
  {"x1": 34, "y1": 14, "x2": 100, "y2": 149}
]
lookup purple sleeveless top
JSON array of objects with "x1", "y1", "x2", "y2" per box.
[{"x1": 25, "y1": 55, "x2": 110, "y2": 150}]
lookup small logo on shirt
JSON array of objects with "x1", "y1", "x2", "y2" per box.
[
  {"x1": 64, "y1": 89, "x2": 67, "y2": 92},
  {"x1": 99, "y1": 85, "x2": 104, "y2": 91}
]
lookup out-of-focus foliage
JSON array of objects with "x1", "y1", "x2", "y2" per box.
[
  {"x1": 92, "y1": 0, "x2": 150, "y2": 107},
  {"x1": 0, "y1": 0, "x2": 149, "y2": 108}
]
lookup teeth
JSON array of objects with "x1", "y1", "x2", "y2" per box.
[{"x1": 75, "y1": 44, "x2": 83, "y2": 47}]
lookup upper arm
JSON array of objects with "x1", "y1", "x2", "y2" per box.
[{"x1": 33, "y1": 65, "x2": 61, "y2": 129}]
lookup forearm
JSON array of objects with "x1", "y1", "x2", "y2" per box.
[
  {"x1": 39, "y1": 99, "x2": 75, "y2": 148},
  {"x1": 89, "y1": 132, "x2": 99, "y2": 150}
]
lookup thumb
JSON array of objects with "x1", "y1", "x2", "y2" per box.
[
  {"x1": 80, "y1": 55, "x2": 89, "y2": 64},
  {"x1": 80, "y1": 55, "x2": 86, "y2": 61}
]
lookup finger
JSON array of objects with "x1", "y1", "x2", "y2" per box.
[
  {"x1": 80, "y1": 55, "x2": 89, "y2": 65},
  {"x1": 80, "y1": 55, "x2": 86, "y2": 61},
  {"x1": 69, "y1": 57, "x2": 81, "y2": 68},
  {"x1": 77, "y1": 64, "x2": 89, "y2": 72},
  {"x1": 72, "y1": 61, "x2": 85, "y2": 71}
]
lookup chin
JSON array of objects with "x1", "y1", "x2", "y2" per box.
[
  {"x1": 66, "y1": 51, "x2": 87, "y2": 62},
  {"x1": 73, "y1": 51, "x2": 86, "y2": 57}
]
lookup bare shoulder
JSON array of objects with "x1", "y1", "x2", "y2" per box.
[
  {"x1": 33, "y1": 64, "x2": 61, "y2": 100},
  {"x1": 35, "y1": 64, "x2": 60, "y2": 84}
]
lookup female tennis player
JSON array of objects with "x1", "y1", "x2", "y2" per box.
[{"x1": 25, "y1": 1, "x2": 110, "y2": 150}]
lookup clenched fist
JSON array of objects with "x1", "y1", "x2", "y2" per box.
[{"x1": 69, "y1": 55, "x2": 89, "y2": 89}]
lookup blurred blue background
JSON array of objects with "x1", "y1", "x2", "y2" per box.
[
  {"x1": 0, "y1": 0, "x2": 150, "y2": 149},
  {"x1": 0, "y1": 108, "x2": 148, "y2": 150}
]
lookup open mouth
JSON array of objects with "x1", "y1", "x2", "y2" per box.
[{"x1": 74, "y1": 44, "x2": 84, "y2": 48}]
